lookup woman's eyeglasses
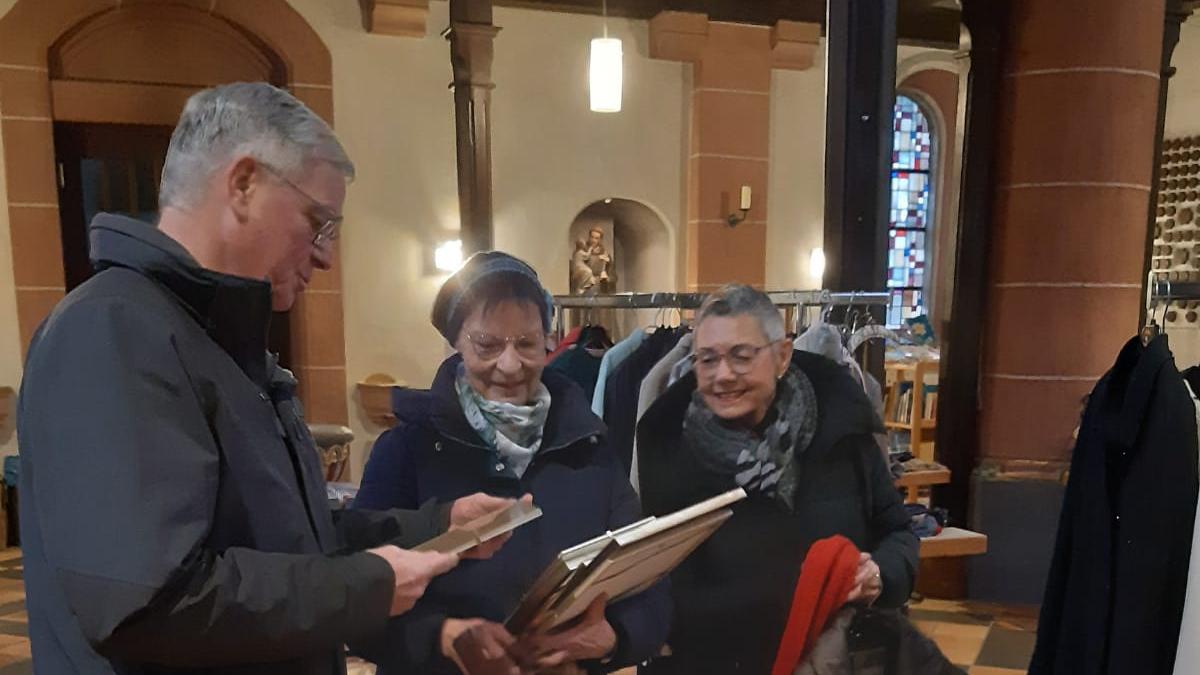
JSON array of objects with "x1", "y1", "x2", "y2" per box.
[
  {"x1": 691, "y1": 343, "x2": 774, "y2": 375},
  {"x1": 465, "y1": 332, "x2": 547, "y2": 361}
]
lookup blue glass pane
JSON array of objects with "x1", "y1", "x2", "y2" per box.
[
  {"x1": 886, "y1": 96, "x2": 934, "y2": 327},
  {"x1": 891, "y1": 96, "x2": 932, "y2": 171},
  {"x1": 889, "y1": 172, "x2": 929, "y2": 228}
]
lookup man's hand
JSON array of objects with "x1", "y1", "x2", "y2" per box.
[
  {"x1": 520, "y1": 595, "x2": 616, "y2": 670},
  {"x1": 844, "y1": 552, "x2": 883, "y2": 606},
  {"x1": 365, "y1": 545, "x2": 458, "y2": 616},
  {"x1": 449, "y1": 493, "x2": 533, "y2": 560},
  {"x1": 443, "y1": 619, "x2": 522, "y2": 675}
]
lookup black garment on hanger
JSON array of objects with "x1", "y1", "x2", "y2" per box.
[
  {"x1": 602, "y1": 327, "x2": 684, "y2": 473},
  {"x1": 546, "y1": 343, "x2": 605, "y2": 401},
  {"x1": 1030, "y1": 334, "x2": 1199, "y2": 675},
  {"x1": 1183, "y1": 365, "x2": 1200, "y2": 399}
]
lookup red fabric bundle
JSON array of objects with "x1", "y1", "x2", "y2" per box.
[{"x1": 770, "y1": 535, "x2": 862, "y2": 675}]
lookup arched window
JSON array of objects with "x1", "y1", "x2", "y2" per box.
[{"x1": 886, "y1": 95, "x2": 934, "y2": 327}]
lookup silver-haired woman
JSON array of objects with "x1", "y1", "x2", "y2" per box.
[{"x1": 636, "y1": 284, "x2": 918, "y2": 675}]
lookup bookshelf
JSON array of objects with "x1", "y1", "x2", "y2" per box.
[{"x1": 884, "y1": 360, "x2": 939, "y2": 462}]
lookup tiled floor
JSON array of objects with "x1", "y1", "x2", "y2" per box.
[
  {"x1": 0, "y1": 550, "x2": 1038, "y2": 675},
  {"x1": 909, "y1": 596, "x2": 1039, "y2": 674},
  {"x1": 0, "y1": 549, "x2": 29, "y2": 675}
]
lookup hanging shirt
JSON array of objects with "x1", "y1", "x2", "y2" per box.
[
  {"x1": 546, "y1": 345, "x2": 605, "y2": 401},
  {"x1": 602, "y1": 328, "x2": 683, "y2": 476},
  {"x1": 1175, "y1": 379, "x2": 1200, "y2": 675},
  {"x1": 548, "y1": 326, "x2": 583, "y2": 361},
  {"x1": 630, "y1": 333, "x2": 693, "y2": 493},
  {"x1": 591, "y1": 328, "x2": 647, "y2": 416}
]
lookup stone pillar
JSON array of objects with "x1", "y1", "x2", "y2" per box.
[
  {"x1": 650, "y1": 12, "x2": 818, "y2": 291},
  {"x1": 969, "y1": 0, "x2": 1167, "y2": 602},
  {"x1": 981, "y1": 0, "x2": 1166, "y2": 467}
]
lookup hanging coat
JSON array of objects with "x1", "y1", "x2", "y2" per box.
[{"x1": 1030, "y1": 335, "x2": 1199, "y2": 675}]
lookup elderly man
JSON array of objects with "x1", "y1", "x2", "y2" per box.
[{"x1": 17, "y1": 82, "x2": 513, "y2": 674}]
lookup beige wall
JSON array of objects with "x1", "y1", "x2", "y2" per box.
[
  {"x1": 0, "y1": 0, "x2": 27, "y2": 455},
  {"x1": 1167, "y1": 19, "x2": 1200, "y2": 138},
  {"x1": 766, "y1": 44, "x2": 827, "y2": 291},
  {"x1": 1160, "y1": 19, "x2": 1200, "y2": 368},
  {"x1": 0, "y1": 0, "x2": 962, "y2": 471},
  {"x1": 491, "y1": 8, "x2": 685, "y2": 296},
  {"x1": 280, "y1": 1, "x2": 689, "y2": 477}
]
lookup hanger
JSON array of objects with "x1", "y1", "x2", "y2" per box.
[
  {"x1": 583, "y1": 323, "x2": 612, "y2": 349},
  {"x1": 840, "y1": 292, "x2": 859, "y2": 341},
  {"x1": 1143, "y1": 274, "x2": 1166, "y2": 347}
]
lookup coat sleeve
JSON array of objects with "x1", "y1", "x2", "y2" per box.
[
  {"x1": 18, "y1": 297, "x2": 395, "y2": 666},
  {"x1": 331, "y1": 500, "x2": 449, "y2": 553},
  {"x1": 853, "y1": 435, "x2": 919, "y2": 609},
  {"x1": 333, "y1": 425, "x2": 449, "y2": 552},
  {"x1": 1027, "y1": 431, "x2": 1081, "y2": 674},
  {"x1": 346, "y1": 425, "x2": 458, "y2": 673},
  {"x1": 593, "y1": 446, "x2": 672, "y2": 671}
]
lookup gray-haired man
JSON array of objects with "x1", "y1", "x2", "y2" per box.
[{"x1": 17, "y1": 82, "x2": 513, "y2": 674}]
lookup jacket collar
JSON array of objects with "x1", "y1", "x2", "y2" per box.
[
  {"x1": 1103, "y1": 334, "x2": 1175, "y2": 453},
  {"x1": 89, "y1": 214, "x2": 274, "y2": 386},
  {"x1": 391, "y1": 354, "x2": 606, "y2": 452}
]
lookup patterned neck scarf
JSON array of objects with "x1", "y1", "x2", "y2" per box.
[
  {"x1": 455, "y1": 364, "x2": 552, "y2": 478},
  {"x1": 683, "y1": 365, "x2": 818, "y2": 510}
]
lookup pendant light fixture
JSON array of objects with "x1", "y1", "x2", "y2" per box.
[{"x1": 589, "y1": 0, "x2": 622, "y2": 113}]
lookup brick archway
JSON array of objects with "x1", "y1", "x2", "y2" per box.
[{"x1": 0, "y1": 0, "x2": 349, "y2": 424}]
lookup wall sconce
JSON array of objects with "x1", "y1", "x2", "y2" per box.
[
  {"x1": 809, "y1": 247, "x2": 826, "y2": 283},
  {"x1": 727, "y1": 185, "x2": 752, "y2": 227},
  {"x1": 434, "y1": 239, "x2": 464, "y2": 273}
]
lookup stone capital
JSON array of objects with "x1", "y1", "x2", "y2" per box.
[
  {"x1": 445, "y1": 21, "x2": 501, "y2": 87},
  {"x1": 649, "y1": 10, "x2": 819, "y2": 72},
  {"x1": 360, "y1": 0, "x2": 430, "y2": 38},
  {"x1": 770, "y1": 20, "x2": 821, "y2": 70}
]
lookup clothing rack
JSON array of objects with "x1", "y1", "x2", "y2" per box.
[
  {"x1": 1151, "y1": 280, "x2": 1200, "y2": 302},
  {"x1": 551, "y1": 290, "x2": 890, "y2": 342},
  {"x1": 551, "y1": 290, "x2": 890, "y2": 310}
]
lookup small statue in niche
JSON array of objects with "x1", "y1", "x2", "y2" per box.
[{"x1": 570, "y1": 227, "x2": 614, "y2": 295}]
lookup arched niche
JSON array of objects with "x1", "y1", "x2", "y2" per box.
[{"x1": 566, "y1": 198, "x2": 673, "y2": 334}]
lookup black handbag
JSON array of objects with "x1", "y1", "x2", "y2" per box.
[{"x1": 845, "y1": 608, "x2": 964, "y2": 675}]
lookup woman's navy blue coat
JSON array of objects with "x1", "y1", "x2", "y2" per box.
[{"x1": 352, "y1": 355, "x2": 671, "y2": 673}]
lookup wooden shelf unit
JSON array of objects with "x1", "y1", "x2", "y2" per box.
[{"x1": 884, "y1": 359, "x2": 939, "y2": 462}]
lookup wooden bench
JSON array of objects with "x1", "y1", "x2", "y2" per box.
[
  {"x1": 916, "y1": 527, "x2": 988, "y2": 600},
  {"x1": 919, "y1": 526, "x2": 988, "y2": 558}
]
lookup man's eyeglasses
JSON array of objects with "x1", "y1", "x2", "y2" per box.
[
  {"x1": 691, "y1": 343, "x2": 775, "y2": 376},
  {"x1": 260, "y1": 162, "x2": 343, "y2": 248},
  {"x1": 465, "y1": 332, "x2": 547, "y2": 361}
]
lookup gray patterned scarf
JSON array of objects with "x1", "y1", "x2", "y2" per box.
[
  {"x1": 455, "y1": 364, "x2": 552, "y2": 478},
  {"x1": 683, "y1": 365, "x2": 818, "y2": 510}
]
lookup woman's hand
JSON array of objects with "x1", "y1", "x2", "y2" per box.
[
  {"x1": 520, "y1": 595, "x2": 617, "y2": 671},
  {"x1": 442, "y1": 618, "x2": 522, "y2": 675},
  {"x1": 844, "y1": 552, "x2": 883, "y2": 605},
  {"x1": 448, "y1": 493, "x2": 533, "y2": 560}
]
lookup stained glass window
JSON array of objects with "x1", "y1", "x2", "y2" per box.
[{"x1": 887, "y1": 95, "x2": 934, "y2": 327}]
